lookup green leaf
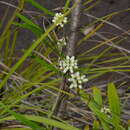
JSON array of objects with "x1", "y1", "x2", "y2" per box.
[
  {"x1": 16, "y1": 13, "x2": 41, "y2": 30},
  {"x1": 100, "y1": 120, "x2": 110, "y2": 130},
  {"x1": 64, "y1": 0, "x2": 70, "y2": 12},
  {"x1": 13, "y1": 22, "x2": 43, "y2": 37},
  {"x1": 0, "y1": 15, "x2": 57, "y2": 89},
  {"x1": 88, "y1": 100, "x2": 112, "y2": 125},
  {"x1": 108, "y1": 83, "x2": 121, "y2": 127},
  {"x1": 93, "y1": 120, "x2": 100, "y2": 130},
  {"x1": 32, "y1": 55, "x2": 59, "y2": 73},
  {"x1": 0, "y1": 115, "x2": 79, "y2": 130},
  {"x1": 1, "y1": 128, "x2": 32, "y2": 130},
  {"x1": 84, "y1": 125, "x2": 89, "y2": 130},
  {"x1": 80, "y1": 90, "x2": 112, "y2": 129},
  {"x1": 0, "y1": 102, "x2": 43, "y2": 130},
  {"x1": 93, "y1": 87, "x2": 102, "y2": 108},
  {"x1": 26, "y1": 0, "x2": 54, "y2": 16}
]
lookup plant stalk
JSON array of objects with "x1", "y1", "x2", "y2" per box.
[{"x1": 52, "y1": 0, "x2": 81, "y2": 129}]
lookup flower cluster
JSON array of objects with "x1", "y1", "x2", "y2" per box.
[
  {"x1": 52, "y1": 13, "x2": 67, "y2": 28},
  {"x1": 68, "y1": 72, "x2": 88, "y2": 89},
  {"x1": 57, "y1": 37, "x2": 66, "y2": 50},
  {"x1": 59, "y1": 56, "x2": 88, "y2": 89},
  {"x1": 57, "y1": 38, "x2": 66, "y2": 46},
  {"x1": 59, "y1": 56, "x2": 78, "y2": 73},
  {"x1": 101, "y1": 107, "x2": 111, "y2": 114}
]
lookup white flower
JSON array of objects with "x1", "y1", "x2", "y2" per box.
[
  {"x1": 59, "y1": 56, "x2": 78, "y2": 73},
  {"x1": 57, "y1": 38, "x2": 66, "y2": 46},
  {"x1": 101, "y1": 107, "x2": 111, "y2": 114},
  {"x1": 52, "y1": 13, "x2": 67, "y2": 28},
  {"x1": 68, "y1": 72, "x2": 88, "y2": 89},
  {"x1": 57, "y1": 37, "x2": 66, "y2": 50},
  {"x1": 59, "y1": 55, "x2": 88, "y2": 89}
]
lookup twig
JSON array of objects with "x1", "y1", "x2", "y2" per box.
[{"x1": 67, "y1": 0, "x2": 81, "y2": 56}]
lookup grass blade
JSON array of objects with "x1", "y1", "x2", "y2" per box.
[
  {"x1": 13, "y1": 22, "x2": 43, "y2": 37},
  {"x1": 0, "y1": 102, "x2": 43, "y2": 130},
  {"x1": 0, "y1": 115, "x2": 79, "y2": 130},
  {"x1": 93, "y1": 87, "x2": 102, "y2": 108},
  {"x1": 26, "y1": 0, "x2": 54, "y2": 16},
  {"x1": 108, "y1": 83, "x2": 121, "y2": 128},
  {"x1": 16, "y1": 13, "x2": 41, "y2": 30}
]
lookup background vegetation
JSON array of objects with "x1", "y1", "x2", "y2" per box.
[{"x1": 0, "y1": 0, "x2": 130, "y2": 129}]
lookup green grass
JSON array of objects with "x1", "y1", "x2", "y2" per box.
[{"x1": 0, "y1": 0, "x2": 129, "y2": 129}]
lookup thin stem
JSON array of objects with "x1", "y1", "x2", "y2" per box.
[{"x1": 52, "y1": 0, "x2": 81, "y2": 129}]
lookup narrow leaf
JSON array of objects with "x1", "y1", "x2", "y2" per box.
[
  {"x1": 13, "y1": 22, "x2": 43, "y2": 37},
  {"x1": 0, "y1": 115, "x2": 79, "y2": 130},
  {"x1": 32, "y1": 55, "x2": 59, "y2": 73},
  {"x1": 0, "y1": 102, "x2": 43, "y2": 130},
  {"x1": 26, "y1": 0, "x2": 54, "y2": 16},
  {"x1": 93, "y1": 87, "x2": 102, "y2": 107},
  {"x1": 93, "y1": 120, "x2": 100, "y2": 130},
  {"x1": 16, "y1": 13, "x2": 41, "y2": 30},
  {"x1": 108, "y1": 83, "x2": 121, "y2": 126}
]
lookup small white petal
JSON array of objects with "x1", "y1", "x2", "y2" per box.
[
  {"x1": 78, "y1": 85, "x2": 82, "y2": 89},
  {"x1": 81, "y1": 75, "x2": 86, "y2": 79},
  {"x1": 101, "y1": 108, "x2": 104, "y2": 113},
  {"x1": 71, "y1": 74, "x2": 75, "y2": 78},
  {"x1": 68, "y1": 78, "x2": 71, "y2": 81},
  {"x1": 83, "y1": 78, "x2": 88, "y2": 82},
  {"x1": 71, "y1": 56, "x2": 75, "y2": 60},
  {"x1": 73, "y1": 83, "x2": 77, "y2": 88},
  {"x1": 75, "y1": 66, "x2": 78, "y2": 69},
  {"x1": 63, "y1": 68, "x2": 67, "y2": 73},
  {"x1": 66, "y1": 56, "x2": 70, "y2": 60},
  {"x1": 70, "y1": 68, "x2": 74, "y2": 73},
  {"x1": 60, "y1": 24, "x2": 63, "y2": 27},
  {"x1": 57, "y1": 42, "x2": 60, "y2": 45},
  {"x1": 63, "y1": 70, "x2": 66, "y2": 73},
  {"x1": 70, "y1": 84, "x2": 74, "y2": 88},
  {"x1": 63, "y1": 18, "x2": 67, "y2": 23},
  {"x1": 76, "y1": 72, "x2": 80, "y2": 77},
  {"x1": 64, "y1": 41, "x2": 66, "y2": 45},
  {"x1": 78, "y1": 80, "x2": 82, "y2": 84}
]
